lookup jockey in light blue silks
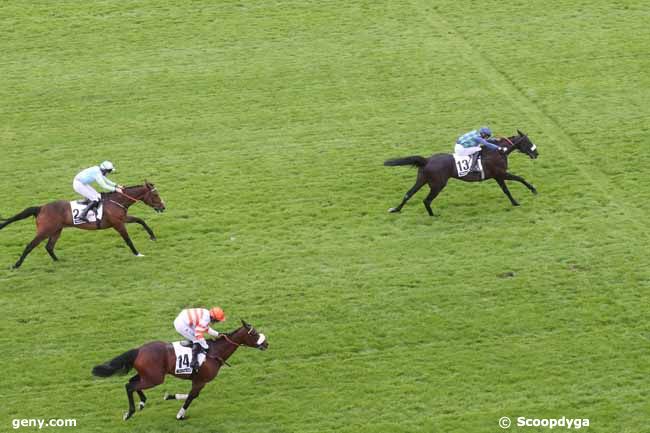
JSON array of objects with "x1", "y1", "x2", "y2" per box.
[
  {"x1": 73, "y1": 161, "x2": 123, "y2": 222},
  {"x1": 454, "y1": 127, "x2": 507, "y2": 170}
]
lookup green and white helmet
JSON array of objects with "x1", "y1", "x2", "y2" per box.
[{"x1": 99, "y1": 161, "x2": 115, "y2": 172}]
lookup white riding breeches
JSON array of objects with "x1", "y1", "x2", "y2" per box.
[
  {"x1": 174, "y1": 318, "x2": 208, "y2": 348},
  {"x1": 73, "y1": 179, "x2": 101, "y2": 201},
  {"x1": 454, "y1": 143, "x2": 481, "y2": 157}
]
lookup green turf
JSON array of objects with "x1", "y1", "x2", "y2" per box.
[{"x1": 1, "y1": 1, "x2": 649, "y2": 432}]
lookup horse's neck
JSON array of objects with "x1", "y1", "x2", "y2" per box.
[
  {"x1": 500, "y1": 137, "x2": 518, "y2": 155},
  {"x1": 124, "y1": 186, "x2": 146, "y2": 198},
  {"x1": 109, "y1": 186, "x2": 144, "y2": 207},
  {"x1": 210, "y1": 335, "x2": 240, "y2": 361}
]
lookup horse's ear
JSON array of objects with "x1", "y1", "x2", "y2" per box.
[
  {"x1": 241, "y1": 319, "x2": 250, "y2": 328},
  {"x1": 517, "y1": 129, "x2": 525, "y2": 136}
]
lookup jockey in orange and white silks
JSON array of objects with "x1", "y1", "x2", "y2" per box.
[
  {"x1": 174, "y1": 307, "x2": 226, "y2": 372},
  {"x1": 73, "y1": 161, "x2": 123, "y2": 221}
]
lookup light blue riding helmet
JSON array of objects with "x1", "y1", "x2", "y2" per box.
[
  {"x1": 479, "y1": 127, "x2": 492, "y2": 137},
  {"x1": 99, "y1": 161, "x2": 115, "y2": 172}
]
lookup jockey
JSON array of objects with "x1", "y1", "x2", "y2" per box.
[
  {"x1": 73, "y1": 161, "x2": 123, "y2": 222},
  {"x1": 173, "y1": 307, "x2": 226, "y2": 372},
  {"x1": 454, "y1": 127, "x2": 507, "y2": 165}
]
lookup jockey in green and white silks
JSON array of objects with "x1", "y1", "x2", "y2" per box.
[
  {"x1": 454, "y1": 127, "x2": 506, "y2": 157},
  {"x1": 73, "y1": 161, "x2": 123, "y2": 221}
]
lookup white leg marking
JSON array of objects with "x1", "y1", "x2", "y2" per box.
[{"x1": 176, "y1": 407, "x2": 186, "y2": 420}]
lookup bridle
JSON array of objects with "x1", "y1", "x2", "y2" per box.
[
  {"x1": 221, "y1": 333, "x2": 243, "y2": 347},
  {"x1": 206, "y1": 329, "x2": 250, "y2": 368}
]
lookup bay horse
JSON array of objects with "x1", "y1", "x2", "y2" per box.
[
  {"x1": 384, "y1": 130, "x2": 539, "y2": 216},
  {"x1": 0, "y1": 182, "x2": 165, "y2": 268},
  {"x1": 92, "y1": 320, "x2": 268, "y2": 421}
]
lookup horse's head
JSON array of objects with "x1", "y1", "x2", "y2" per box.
[
  {"x1": 513, "y1": 130, "x2": 539, "y2": 159},
  {"x1": 141, "y1": 181, "x2": 166, "y2": 213},
  {"x1": 229, "y1": 320, "x2": 268, "y2": 351}
]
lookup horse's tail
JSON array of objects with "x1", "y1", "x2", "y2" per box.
[
  {"x1": 384, "y1": 156, "x2": 428, "y2": 168},
  {"x1": 92, "y1": 349, "x2": 139, "y2": 377},
  {"x1": 0, "y1": 206, "x2": 41, "y2": 230}
]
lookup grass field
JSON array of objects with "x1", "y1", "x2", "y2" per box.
[{"x1": 1, "y1": 1, "x2": 649, "y2": 432}]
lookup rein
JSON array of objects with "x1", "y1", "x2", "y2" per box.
[
  {"x1": 206, "y1": 334, "x2": 241, "y2": 368},
  {"x1": 221, "y1": 334, "x2": 243, "y2": 347},
  {"x1": 118, "y1": 189, "x2": 141, "y2": 203}
]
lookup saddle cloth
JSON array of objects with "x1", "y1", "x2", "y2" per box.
[
  {"x1": 69, "y1": 200, "x2": 103, "y2": 225},
  {"x1": 172, "y1": 341, "x2": 206, "y2": 375},
  {"x1": 453, "y1": 154, "x2": 484, "y2": 179}
]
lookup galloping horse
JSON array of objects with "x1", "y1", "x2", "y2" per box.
[
  {"x1": 92, "y1": 320, "x2": 268, "y2": 421},
  {"x1": 0, "y1": 182, "x2": 165, "y2": 268},
  {"x1": 384, "y1": 130, "x2": 539, "y2": 215}
]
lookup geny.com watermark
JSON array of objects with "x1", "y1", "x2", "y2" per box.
[
  {"x1": 499, "y1": 416, "x2": 590, "y2": 429},
  {"x1": 11, "y1": 419, "x2": 77, "y2": 430}
]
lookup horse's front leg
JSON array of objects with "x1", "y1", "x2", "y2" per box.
[
  {"x1": 113, "y1": 223, "x2": 144, "y2": 256},
  {"x1": 125, "y1": 215, "x2": 157, "y2": 241},
  {"x1": 176, "y1": 382, "x2": 206, "y2": 420},
  {"x1": 504, "y1": 172, "x2": 537, "y2": 194},
  {"x1": 422, "y1": 180, "x2": 448, "y2": 216},
  {"x1": 495, "y1": 178, "x2": 519, "y2": 206},
  {"x1": 164, "y1": 392, "x2": 188, "y2": 401}
]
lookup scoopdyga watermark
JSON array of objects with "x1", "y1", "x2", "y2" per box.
[{"x1": 499, "y1": 416, "x2": 590, "y2": 429}]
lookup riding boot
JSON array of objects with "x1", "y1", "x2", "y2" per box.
[
  {"x1": 190, "y1": 343, "x2": 203, "y2": 373},
  {"x1": 78, "y1": 200, "x2": 99, "y2": 222},
  {"x1": 470, "y1": 154, "x2": 479, "y2": 172}
]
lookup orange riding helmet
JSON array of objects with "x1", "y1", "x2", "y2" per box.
[{"x1": 209, "y1": 307, "x2": 226, "y2": 322}]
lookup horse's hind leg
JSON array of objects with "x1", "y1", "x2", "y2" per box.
[
  {"x1": 123, "y1": 375, "x2": 138, "y2": 421},
  {"x1": 45, "y1": 229, "x2": 62, "y2": 262},
  {"x1": 136, "y1": 390, "x2": 147, "y2": 410},
  {"x1": 389, "y1": 174, "x2": 426, "y2": 213},
  {"x1": 504, "y1": 172, "x2": 537, "y2": 194},
  {"x1": 13, "y1": 233, "x2": 48, "y2": 269},
  {"x1": 423, "y1": 180, "x2": 448, "y2": 216},
  {"x1": 495, "y1": 178, "x2": 519, "y2": 206},
  {"x1": 124, "y1": 372, "x2": 164, "y2": 420}
]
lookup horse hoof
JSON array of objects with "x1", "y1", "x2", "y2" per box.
[
  {"x1": 123, "y1": 411, "x2": 134, "y2": 421},
  {"x1": 532, "y1": 189, "x2": 538, "y2": 195},
  {"x1": 139, "y1": 402, "x2": 145, "y2": 410},
  {"x1": 388, "y1": 208, "x2": 399, "y2": 213},
  {"x1": 135, "y1": 253, "x2": 145, "y2": 257},
  {"x1": 150, "y1": 237, "x2": 157, "y2": 241}
]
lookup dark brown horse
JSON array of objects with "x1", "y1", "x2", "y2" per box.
[
  {"x1": 384, "y1": 130, "x2": 539, "y2": 215},
  {"x1": 0, "y1": 182, "x2": 165, "y2": 268},
  {"x1": 92, "y1": 320, "x2": 268, "y2": 421}
]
